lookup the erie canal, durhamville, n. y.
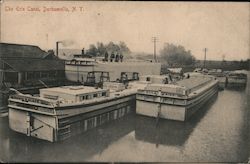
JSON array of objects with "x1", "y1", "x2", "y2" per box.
[{"x1": 0, "y1": 72, "x2": 249, "y2": 163}]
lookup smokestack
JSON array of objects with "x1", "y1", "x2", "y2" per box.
[
  {"x1": 82, "y1": 48, "x2": 85, "y2": 55},
  {"x1": 56, "y1": 41, "x2": 60, "y2": 57}
]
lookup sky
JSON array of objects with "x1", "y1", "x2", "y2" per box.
[{"x1": 1, "y1": 1, "x2": 249, "y2": 60}]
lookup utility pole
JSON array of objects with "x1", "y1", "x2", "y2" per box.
[
  {"x1": 151, "y1": 37, "x2": 159, "y2": 62},
  {"x1": 222, "y1": 54, "x2": 225, "y2": 61},
  {"x1": 203, "y1": 48, "x2": 207, "y2": 69}
]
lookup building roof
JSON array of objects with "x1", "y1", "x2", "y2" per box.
[
  {"x1": 0, "y1": 43, "x2": 47, "y2": 59},
  {"x1": 2, "y1": 59, "x2": 65, "y2": 72}
]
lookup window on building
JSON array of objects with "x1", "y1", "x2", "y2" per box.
[
  {"x1": 34, "y1": 72, "x2": 40, "y2": 78},
  {"x1": 41, "y1": 72, "x2": 48, "y2": 78},
  {"x1": 27, "y1": 72, "x2": 34, "y2": 80}
]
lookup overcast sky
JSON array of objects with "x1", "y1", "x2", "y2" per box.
[{"x1": 1, "y1": 1, "x2": 249, "y2": 60}]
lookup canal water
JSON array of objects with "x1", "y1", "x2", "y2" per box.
[{"x1": 0, "y1": 73, "x2": 249, "y2": 163}]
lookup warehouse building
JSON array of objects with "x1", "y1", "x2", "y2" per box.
[{"x1": 0, "y1": 43, "x2": 65, "y2": 89}]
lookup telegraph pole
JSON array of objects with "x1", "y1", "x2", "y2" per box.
[
  {"x1": 203, "y1": 48, "x2": 207, "y2": 69},
  {"x1": 151, "y1": 37, "x2": 159, "y2": 62}
]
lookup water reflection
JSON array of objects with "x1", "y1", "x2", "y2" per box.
[
  {"x1": 0, "y1": 91, "x2": 8, "y2": 111},
  {"x1": 135, "y1": 94, "x2": 218, "y2": 147},
  {"x1": 226, "y1": 85, "x2": 247, "y2": 91},
  {"x1": 0, "y1": 114, "x2": 135, "y2": 162}
]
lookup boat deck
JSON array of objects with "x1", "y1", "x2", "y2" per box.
[{"x1": 177, "y1": 76, "x2": 211, "y2": 89}]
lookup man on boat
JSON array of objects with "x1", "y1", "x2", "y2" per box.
[
  {"x1": 104, "y1": 51, "x2": 109, "y2": 62},
  {"x1": 115, "y1": 53, "x2": 119, "y2": 62},
  {"x1": 110, "y1": 52, "x2": 115, "y2": 62},
  {"x1": 120, "y1": 53, "x2": 123, "y2": 62}
]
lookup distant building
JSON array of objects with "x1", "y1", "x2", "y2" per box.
[{"x1": 0, "y1": 43, "x2": 65, "y2": 89}]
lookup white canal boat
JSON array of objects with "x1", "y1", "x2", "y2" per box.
[
  {"x1": 8, "y1": 82, "x2": 146, "y2": 142},
  {"x1": 136, "y1": 74, "x2": 219, "y2": 121},
  {"x1": 227, "y1": 70, "x2": 247, "y2": 87}
]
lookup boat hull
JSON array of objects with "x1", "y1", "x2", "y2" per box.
[
  {"x1": 9, "y1": 95, "x2": 136, "y2": 142},
  {"x1": 227, "y1": 77, "x2": 247, "y2": 86},
  {"x1": 136, "y1": 83, "x2": 218, "y2": 121}
]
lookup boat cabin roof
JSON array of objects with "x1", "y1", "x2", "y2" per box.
[
  {"x1": 70, "y1": 58, "x2": 96, "y2": 62},
  {"x1": 40, "y1": 86, "x2": 107, "y2": 96},
  {"x1": 176, "y1": 76, "x2": 211, "y2": 89}
]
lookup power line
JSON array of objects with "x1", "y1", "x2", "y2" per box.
[{"x1": 151, "y1": 37, "x2": 159, "y2": 62}]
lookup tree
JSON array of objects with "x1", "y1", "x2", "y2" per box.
[
  {"x1": 96, "y1": 42, "x2": 106, "y2": 56},
  {"x1": 86, "y1": 41, "x2": 131, "y2": 57},
  {"x1": 87, "y1": 44, "x2": 98, "y2": 56},
  {"x1": 106, "y1": 42, "x2": 120, "y2": 54},
  {"x1": 160, "y1": 43, "x2": 195, "y2": 66},
  {"x1": 118, "y1": 41, "x2": 131, "y2": 55}
]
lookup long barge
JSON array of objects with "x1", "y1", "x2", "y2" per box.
[
  {"x1": 227, "y1": 70, "x2": 247, "y2": 87},
  {"x1": 8, "y1": 74, "x2": 172, "y2": 142},
  {"x1": 8, "y1": 82, "x2": 142, "y2": 142},
  {"x1": 136, "y1": 74, "x2": 219, "y2": 121}
]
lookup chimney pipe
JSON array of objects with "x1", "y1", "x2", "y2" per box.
[
  {"x1": 56, "y1": 41, "x2": 59, "y2": 57},
  {"x1": 82, "y1": 48, "x2": 85, "y2": 55}
]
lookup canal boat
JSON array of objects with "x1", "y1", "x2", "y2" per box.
[
  {"x1": 207, "y1": 69, "x2": 227, "y2": 88},
  {"x1": 8, "y1": 74, "x2": 172, "y2": 142},
  {"x1": 227, "y1": 70, "x2": 247, "y2": 87},
  {"x1": 8, "y1": 82, "x2": 143, "y2": 142},
  {"x1": 136, "y1": 74, "x2": 219, "y2": 121}
]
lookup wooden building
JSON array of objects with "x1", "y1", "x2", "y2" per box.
[{"x1": 0, "y1": 43, "x2": 65, "y2": 89}]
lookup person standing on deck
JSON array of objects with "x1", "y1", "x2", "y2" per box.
[
  {"x1": 115, "y1": 53, "x2": 119, "y2": 62},
  {"x1": 110, "y1": 52, "x2": 115, "y2": 62},
  {"x1": 120, "y1": 53, "x2": 123, "y2": 62},
  {"x1": 104, "y1": 51, "x2": 109, "y2": 62}
]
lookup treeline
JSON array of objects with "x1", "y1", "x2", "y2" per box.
[
  {"x1": 160, "y1": 43, "x2": 196, "y2": 66},
  {"x1": 85, "y1": 41, "x2": 131, "y2": 57},
  {"x1": 161, "y1": 59, "x2": 250, "y2": 74},
  {"x1": 195, "y1": 59, "x2": 250, "y2": 71}
]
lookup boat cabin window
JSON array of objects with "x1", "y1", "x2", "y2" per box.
[
  {"x1": 86, "y1": 95, "x2": 91, "y2": 100},
  {"x1": 80, "y1": 96, "x2": 85, "y2": 101},
  {"x1": 79, "y1": 91, "x2": 107, "y2": 101},
  {"x1": 102, "y1": 92, "x2": 106, "y2": 96}
]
